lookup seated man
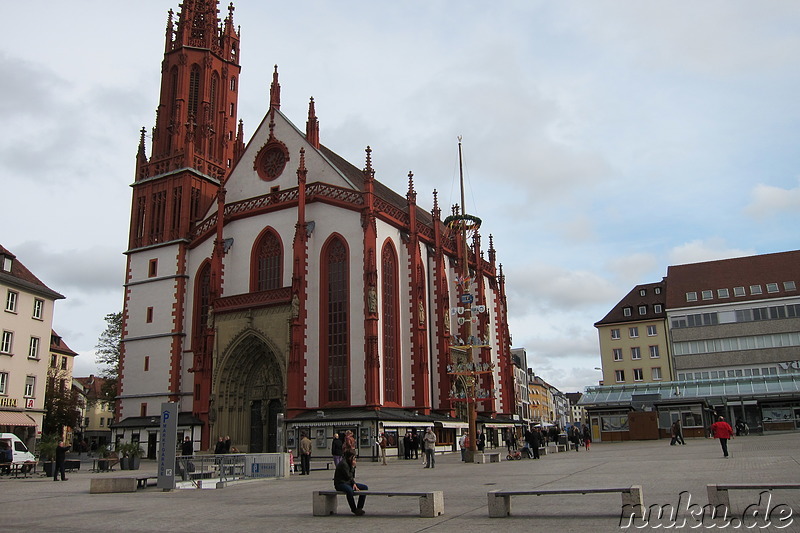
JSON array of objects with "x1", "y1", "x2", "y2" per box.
[{"x1": 333, "y1": 450, "x2": 368, "y2": 516}]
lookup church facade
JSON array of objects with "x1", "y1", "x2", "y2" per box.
[{"x1": 114, "y1": 1, "x2": 517, "y2": 455}]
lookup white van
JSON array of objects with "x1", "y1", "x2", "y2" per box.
[{"x1": 0, "y1": 433, "x2": 36, "y2": 463}]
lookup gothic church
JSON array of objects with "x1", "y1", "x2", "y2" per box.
[{"x1": 116, "y1": 0, "x2": 516, "y2": 454}]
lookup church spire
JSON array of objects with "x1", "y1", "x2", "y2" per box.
[
  {"x1": 270, "y1": 65, "x2": 281, "y2": 110},
  {"x1": 306, "y1": 97, "x2": 319, "y2": 149}
]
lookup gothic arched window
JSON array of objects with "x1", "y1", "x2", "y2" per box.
[
  {"x1": 188, "y1": 65, "x2": 201, "y2": 123},
  {"x1": 193, "y1": 261, "x2": 212, "y2": 351},
  {"x1": 382, "y1": 241, "x2": 400, "y2": 404},
  {"x1": 252, "y1": 229, "x2": 282, "y2": 291},
  {"x1": 321, "y1": 236, "x2": 349, "y2": 404}
]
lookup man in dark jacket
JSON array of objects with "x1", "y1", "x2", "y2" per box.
[
  {"x1": 54, "y1": 441, "x2": 70, "y2": 481},
  {"x1": 333, "y1": 450, "x2": 368, "y2": 515},
  {"x1": 331, "y1": 433, "x2": 343, "y2": 466}
]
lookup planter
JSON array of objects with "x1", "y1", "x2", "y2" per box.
[
  {"x1": 119, "y1": 456, "x2": 141, "y2": 470},
  {"x1": 98, "y1": 459, "x2": 110, "y2": 471},
  {"x1": 43, "y1": 461, "x2": 55, "y2": 477}
]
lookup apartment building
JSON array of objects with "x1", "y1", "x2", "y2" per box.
[{"x1": 0, "y1": 245, "x2": 64, "y2": 448}]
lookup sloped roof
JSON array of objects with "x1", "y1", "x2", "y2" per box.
[
  {"x1": 665, "y1": 249, "x2": 800, "y2": 309},
  {"x1": 74, "y1": 376, "x2": 109, "y2": 398},
  {"x1": 50, "y1": 330, "x2": 78, "y2": 357},
  {"x1": 318, "y1": 144, "x2": 434, "y2": 227},
  {"x1": 0, "y1": 244, "x2": 64, "y2": 300},
  {"x1": 595, "y1": 281, "x2": 667, "y2": 326}
]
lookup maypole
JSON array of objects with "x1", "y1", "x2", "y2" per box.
[{"x1": 445, "y1": 137, "x2": 494, "y2": 462}]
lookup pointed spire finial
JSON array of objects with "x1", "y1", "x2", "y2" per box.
[
  {"x1": 306, "y1": 97, "x2": 320, "y2": 149},
  {"x1": 364, "y1": 146, "x2": 373, "y2": 173},
  {"x1": 432, "y1": 189, "x2": 440, "y2": 218},
  {"x1": 270, "y1": 65, "x2": 281, "y2": 110}
]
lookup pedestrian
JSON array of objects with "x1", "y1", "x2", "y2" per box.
[
  {"x1": 376, "y1": 433, "x2": 387, "y2": 465},
  {"x1": 670, "y1": 420, "x2": 685, "y2": 445},
  {"x1": 411, "y1": 431, "x2": 420, "y2": 459},
  {"x1": 582, "y1": 425, "x2": 592, "y2": 451},
  {"x1": 458, "y1": 432, "x2": 467, "y2": 462},
  {"x1": 299, "y1": 431, "x2": 312, "y2": 475},
  {"x1": 223, "y1": 435, "x2": 232, "y2": 453},
  {"x1": 403, "y1": 432, "x2": 411, "y2": 460},
  {"x1": 214, "y1": 436, "x2": 225, "y2": 454},
  {"x1": 531, "y1": 427, "x2": 541, "y2": 458},
  {"x1": 331, "y1": 433, "x2": 343, "y2": 466},
  {"x1": 423, "y1": 427, "x2": 437, "y2": 468},
  {"x1": 569, "y1": 426, "x2": 581, "y2": 452},
  {"x1": 53, "y1": 440, "x2": 70, "y2": 481},
  {"x1": 343, "y1": 430, "x2": 356, "y2": 456},
  {"x1": 180, "y1": 436, "x2": 194, "y2": 480},
  {"x1": 710, "y1": 416, "x2": 734, "y2": 458},
  {"x1": 476, "y1": 430, "x2": 485, "y2": 452},
  {"x1": 333, "y1": 450, "x2": 368, "y2": 516}
]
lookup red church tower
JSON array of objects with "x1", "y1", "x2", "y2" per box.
[{"x1": 122, "y1": 1, "x2": 241, "y2": 446}]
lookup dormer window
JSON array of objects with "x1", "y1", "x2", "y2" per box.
[
  {"x1": 2, "y1": 256, "x2": 11, "y2": 272},
  {"x1": 686, "y1": 292, "x2": 698, "y2": 302},
  {"x1": 639, "y1": 289, "x2": 646, "y2": 297}
]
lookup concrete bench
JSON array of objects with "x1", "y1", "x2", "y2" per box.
[
  {"x1": 474, "y1": 452, "x2": 501, "y2": 463},
  {"x1": 90, "y1": 475, "x2": 158, "y2": 493},
  {"x1": 309, "y1": 461, "x2": 333, "y2": 471},
  {"x1": 707, "y1": 483, "x2": 800, "y2": 510},
  {"x1": 488, "y1": 486, "x2": 644, "y2": 518},
  {"x1": 313, "y1": 490, "x2": 444, "y2": 517}
]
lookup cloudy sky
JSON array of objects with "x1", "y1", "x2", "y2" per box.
[{"x1": 2, "y1": 1, "x2": 799, "y2": 393}]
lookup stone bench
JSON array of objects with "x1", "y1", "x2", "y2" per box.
[
  {"x1": 313, "y1": 490, "x2": 444, "y2": 517},
  {"x1": 474, "y1": 452, "x2": 501, "y2": 463},
  {"x1": 707, "y1": 483, "x2": 800, "y2": 510},
  {"x1": 488, "y1": 486, "x2": 644, "y2": 518},
  {"x1": 90, "y1": 475, "x2": 158, "y2": 493}
]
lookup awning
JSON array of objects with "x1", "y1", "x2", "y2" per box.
[
  {"x1": 434, "y1": 421, "x2": 468, "y2": 428},
  {"x1": 0, "y1": 411, "x2": 37, "y2": 427}
]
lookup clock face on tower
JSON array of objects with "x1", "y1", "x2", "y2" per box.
[{"x1": 254, "y1": 141, "x2": 289, "y2": 181}]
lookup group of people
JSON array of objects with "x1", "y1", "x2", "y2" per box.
[
  {"x1": 567, "y1": 425, "x2": 592, "y2": 452},
  {"x1": 213, "y1": 435, "x2": 235, "y2": 454}
]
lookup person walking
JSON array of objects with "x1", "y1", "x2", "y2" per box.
[
  {"x1": 423, "y1": 427, "x2": 437, "y2": 468},
  {"x1": 710, "y1": 416, "x2": 734, "y2": 458},
  {"x1": 180, "y1": 436, "x2": 193, "y2": 480},
  {"x1": 582, "y1": 424, "x2": 592, "y2": 451},
  {"x1": 458, "y1": 432, "x2": 467, "y2": 462},
  {"x1": 411, "y1": 431, "x2": 420, "y2": 460},
  {"x1": 299, "y1": 432, "x2": 312, "y2": 475},
  {"x1": 331, "y1": 433, "x2": 343, "y2": 466},
  {"x1": 343, "y1": 430, "x2": 356, "y2": 456},
  {"x1": 376, "y1": 433, "x2": 387, "y2": 465},
  {"x1": 333, "y1": 450, "x2": 368, "y2": 516},
  {"x1": 670, "y1": 420, "x2": 685, "y2": 445},
  {"x1": 53, "y1": 440, "x2": 70, "y2": 481},
  {"x1": 570, "y1": 426, "x2": 581, "y2": 452}
]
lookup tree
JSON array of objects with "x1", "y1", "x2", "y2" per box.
[
  {"x1": 43, "y1": 368, "x2": 83, "y2": 438},
  {"x1": 95, "y1": 311, "x2": 122, "y2": 401}
]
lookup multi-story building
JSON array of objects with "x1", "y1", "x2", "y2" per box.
[
  {"x1": 551, "y1": 387, "x2": 569, "y2": 429},
  {"x1": 527, "y1": 371, "x2": 553, "y2": 425},
  {"x1": 0, "y1": 245, "x2": 65, "y2": 449},
  {"x1": 47, "y1": 331, "x2": 78, "y2": 443},
  {"x1": 583, "y1": 250, "x2": 800, "y2": 441},
  {"x1": 511, "y1": 348, "x2": 531, "y2": 424},
  {"x1": 565, "y1": 392, "x2": 586, "y2": 426},
  {"x1": 594, "y1": 281, "x2": 671, "y2": 385},
  {"x1": 73, "y1": 375, "x2": 114, "y2": 451}
]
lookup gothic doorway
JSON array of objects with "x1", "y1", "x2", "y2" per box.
[{"x1": 215, "y1": 332, "x2": 284, "y2": 453}]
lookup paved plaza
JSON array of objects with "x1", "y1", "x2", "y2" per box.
[{"x1": 2, "y1": 432, "x2": 798, "y2": 532}]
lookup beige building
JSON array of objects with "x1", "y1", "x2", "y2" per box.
[
  {"x1": 0, "y1": 245, "x2": 64, "y2": 449},
  {"x1": 74, "y1": 375, "x2": 113, "y2": 449},
  {"x1": 595, "y1": 281, "x2": 672, "y2": 385},
  {"x1": 527, "y1": 371, "x2": 553, "y2": 424},
  {"x1": 48, "y1": 331, "x2": 78, "y2": 443}
]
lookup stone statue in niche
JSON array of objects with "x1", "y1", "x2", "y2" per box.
[
  {"x1": 367, "y1": 285, "x2": 377, "y2": 314},
  {"x1": 291, "y1": 293, "x2": 300, "y2": 319}
]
